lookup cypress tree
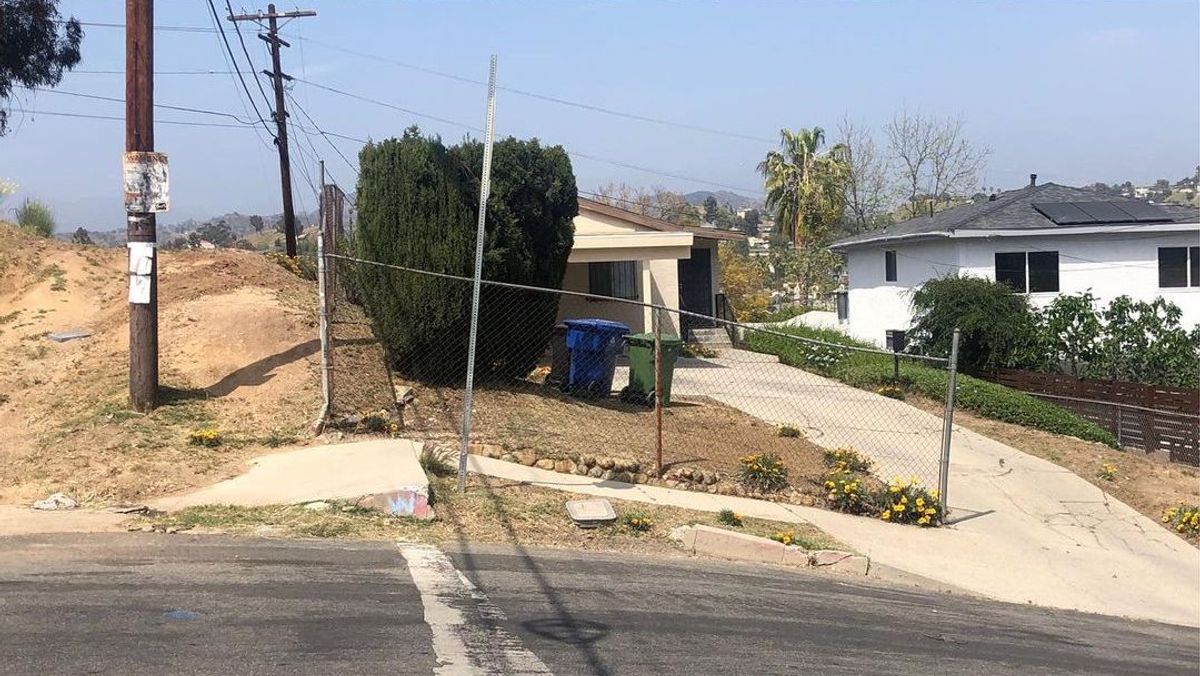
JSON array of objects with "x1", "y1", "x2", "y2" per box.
[{"x1": 353, "y1": 127, "x2": 577, "y2": 382}]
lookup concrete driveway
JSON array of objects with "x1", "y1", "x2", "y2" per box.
[{"x1": 628, "y1": 349, "x2": 1200, "y2": 627}]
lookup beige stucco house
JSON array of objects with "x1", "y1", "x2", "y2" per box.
[{"x1": 557, "y1": 197, "x2": 744, "y2": 336}]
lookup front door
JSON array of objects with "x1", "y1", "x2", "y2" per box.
[{"x1": 678, "y1": 247, "x2": 714, "y2": 337}]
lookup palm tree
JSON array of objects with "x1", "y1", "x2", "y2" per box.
[{"x1": 758, "y1": 127, "x2": 848, "y2": 250}]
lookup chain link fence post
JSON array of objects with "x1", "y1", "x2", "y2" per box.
[
  {"x1": 939, "y1": 327, "x2": 961, "y2": 512},
  {"x1": 654, "y1": 305, "x2": 664, "y2": 478},
  {"x1": 457, "y1": 55, "x2": 498, "y2": 492},
  {"x1": 315, "y1": 163, "x2": 333, "y2": 432}
]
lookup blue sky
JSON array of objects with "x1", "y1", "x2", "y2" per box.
[{"x1": 3, "y1": 0, "x2": 1198, "y2": 231}]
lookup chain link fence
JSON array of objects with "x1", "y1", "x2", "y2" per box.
[{"x1": 319, "y1": 245, "x2": 960, "y2": 508}]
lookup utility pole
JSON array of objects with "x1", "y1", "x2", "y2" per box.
[
  {"x1": 228, "y1": 4, "x2": 315, "y2": 258},
  {"x1": 126, "y1": 0, "x2": 158, "y2": 411}
]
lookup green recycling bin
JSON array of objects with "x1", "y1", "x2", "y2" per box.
[{"x1": 620, "y1": 332, "x2": 684, "y2": 406}]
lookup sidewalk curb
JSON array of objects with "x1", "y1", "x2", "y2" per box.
[{"x1": 669, "y1": 525, "x2": 870, "y2": 575}]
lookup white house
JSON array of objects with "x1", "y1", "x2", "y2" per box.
[
  {"x1": 829, "y1": 177, "x2": 1200, "y2": 347},
  {"x1": 557, "y1": 197, "x2": 743, "y2": 336}
]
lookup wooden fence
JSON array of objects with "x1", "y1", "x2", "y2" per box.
[{"x1": 986, "y1": 369, "x2": 1200, "y2": 466}]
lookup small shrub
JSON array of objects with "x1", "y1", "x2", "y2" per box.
[
  {"x1": 420, "y1": 449, "x2": 455, "y2": 477},
  {"x1": 621, "y1": 511, "x2": 654, "y2": 533},
  {"x1": 877, "y1": 478, "x2": 942, "y2": 527},
  {"x1": 875, "y1": 384, "x2": 905, "y2": 400},
  {"x1": 681, "y1": 342, "x2": 719, "y2": 359},
  {"x1": 16, "y1": 198, "x2": 55, "y2": 237},
  {"x1": 1161, "y1": 504, "x2": 1200, "y2": 536},
  {"x1": 738, "y1": 452, "x2": 788, "y2": 492},
  {"x1": 822, "y1": 447, "x2": 872, "y2": 474},
  {"x1": 261, "y1": 429, "x2": 298, "y2": 448},
  {"x1": 822, "y1": 470, "x2": 873, "y2": 515},
  {"x1": 187, "y1": 428, "x2": 222, "y2": 448},
  {"x1": 265, "y1": 251, "x2": 317, "y2": 281},
  {"x1": 769, "y1": 530, "x2": 797, "y2": 546},
  {"x1": 356, "y1": 409, "x2": 397, "y2": 435},
  {"x1": 717, "y1": 509, "x2": 743, "y2": 527},
  {"x1": 777, "y1": 425, "x2": 802, "y2": 438},
  {"x1": 1097, "y1": 463, "x2": 1117, "y2": 482}
]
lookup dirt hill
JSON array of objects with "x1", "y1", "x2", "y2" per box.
[{"x1": 0, "y1": 223, "x2": 323, "y2": 505}]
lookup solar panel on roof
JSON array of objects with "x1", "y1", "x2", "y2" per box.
[
  {"x1": 1111, "y1": 200, "x2": 1173, "y2": 223},
  {"x1": 1074, "y1": 201, "x2": 1134, "y2": 224},
  {"x1": 1031, "y1": 202, "x2": 1092, "y2": 225}
]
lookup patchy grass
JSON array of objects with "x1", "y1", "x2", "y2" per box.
[{"x1": 136, "y1": 475, "x2": 843, "y2": 554}]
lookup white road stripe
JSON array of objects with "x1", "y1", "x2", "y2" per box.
[{"x1": 399, "y1": 542, "x2": 553, "y2": 675}]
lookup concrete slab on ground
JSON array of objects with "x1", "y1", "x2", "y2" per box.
[{"x1": 153, "y1": 439, "x2": 430, "y2": 516}]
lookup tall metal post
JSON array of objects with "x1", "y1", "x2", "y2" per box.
[
  {"x1": 316, "y1": 161, "x2": 333, "y2": 426},
  {"x1": 654, "y1": 306, "x2": 664, "y2": 478},
  {"x1": 457, "y1": 55, "x2": 498, "y2": 492},
  {"x1": 939, "y1": 328, "x2": 961, "y2": 511},
  {"x1": 126, "y1": 0, "x2": 158, "y2": 412}
]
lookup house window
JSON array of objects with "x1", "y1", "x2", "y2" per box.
[
  {"x1": 589, "y1": 261, "x2": 639, "y2": 300},
  {"x1": 995, "y1": 251, "x2": 1059, "y2": 293},
  {"x1": 1158, "y1": 246, "x2": 1200, "y2": 288},
  {"x1": 884, "y1": 250, "x2": 897, "y2": 282}
]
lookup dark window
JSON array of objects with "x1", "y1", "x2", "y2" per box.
[
  {"x1": 1027, "y1": 251, "x2": 1059, "y2": 292},
  {"x1": 1192, "y1": 247, "x2": 1200, "y2": 287},
  {"x1": 588, "y1": 261, "x2": 639, "y2": 300},
  {"x1": 1158, "y1": 247, "x2": 1189, "y2": 288},
  {"x1": 995, "y1": 252, "x2": 1027, "y2": 292},
  {"x1": 884, "y1": 250, "x2": 897, "y2": 282}
]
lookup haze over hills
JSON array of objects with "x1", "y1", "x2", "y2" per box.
[{"x1": 683, "y1": 190, "x2": 762, "y2": 210}]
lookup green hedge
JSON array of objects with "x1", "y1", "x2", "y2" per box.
[{"x1": 744, "y1": 325, "x2": 1118, "y2": 447}]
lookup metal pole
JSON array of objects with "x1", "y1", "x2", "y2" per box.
[
  {"x1": 654, "y1": 306, "x2": 664, "y2": 478},
  {"x1": 939, "y1": 328, "x2": 960, "y2": 512},
  {"x1": 1115, "y1": 404, "x2": 1123, "y2": 447},
  {"x1": 126, "y1": 0, "x2": 158, "y2": 412},
  {"x1": 458, "y1": 55, "x2": 498, "y2": 492},
  {"x1": 316, "y1": 161, "x2": 332, "y2": 427}
]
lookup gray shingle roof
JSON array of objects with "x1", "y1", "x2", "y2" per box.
[{"x1": 830, "y1": 183, "x2": 1200, "y2": 250}]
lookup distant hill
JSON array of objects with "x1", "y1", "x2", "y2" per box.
[
  {"x1": 684, "y1": 190, "x2": 762, "y2": 210},
  {"x1": 62, "y1": 209, "x2": 318, "y2": 248}
]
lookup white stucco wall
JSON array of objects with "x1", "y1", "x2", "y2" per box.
[{"x1": 844, "y1": 229, "x2": 1200, "y2": 346}]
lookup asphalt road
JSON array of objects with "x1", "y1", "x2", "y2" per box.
[{"x1": 0, "y1": 533, "x2": 1195, "y2": 675}]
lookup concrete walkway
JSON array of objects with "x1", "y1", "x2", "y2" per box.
[
  {"x1": 617, "y1": 348, "x2": 1200, "y2": 627},
  {"x1": 153, "y1": 439, "x2": 428, "y2": 512}
]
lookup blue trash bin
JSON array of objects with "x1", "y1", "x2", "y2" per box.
[{"x1": 563, "y1": 319, "x2": 630, "y2": 396}]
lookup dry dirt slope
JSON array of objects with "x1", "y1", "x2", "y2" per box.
[{"x1": 0, "y1": 224, "x2": 322, "y2": 505}]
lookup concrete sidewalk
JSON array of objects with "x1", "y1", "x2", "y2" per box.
[
  {"x1": 620, "y1": 348, "x2": 1200, "y2": 627},
  {"x1": 153, "y1": 439, "x2": 430, "y2": 514}
]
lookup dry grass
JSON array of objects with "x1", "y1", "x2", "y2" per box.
[
  {"x1": 137, "y1": 474, "x2": 843, "y2": 553},
  {"x1": 911, "y1": 396, "x2": 1200, "y2": 544},
  {"x1": 0, "y1": 224, "x2": 321, "y2": 505}
]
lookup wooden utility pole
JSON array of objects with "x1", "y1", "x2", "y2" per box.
[
  {"x1": 228, "y1": 4, "x2": 315, "y2": 258},
  {"x1": 126, "y1": 0, "x2": 157, "y2": 411}
]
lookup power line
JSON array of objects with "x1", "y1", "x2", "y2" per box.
[
  {"x1": 288, "y1": 34, "x2": 776, "y2": 144},
  {"x1": 62, "y1": 20, "x2": 217, "y2": 33},
  {"x1": 8, "y1": 107, "x2": 256, "y2": 129},
  {"x1": 31, "y1": 87, "x2": 262, "y2": 126},
  {"x1": 292, "y1": 76, "x2": 764, "y2": 195},
  {"x1": 285, "y1": 89, "x2": 359, "y2": 176},
  {"x1": 70, "y1": 69, "x2": 235, "y2": 75},
  {"x1": 205, "y1": 0, "x2": 276, "y2": 139},
  {"x1": 223, "y1": 0, "x2": 275, "y2": 114}
]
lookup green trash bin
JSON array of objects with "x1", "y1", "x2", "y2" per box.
[{"x1": 620, "y1": 332, "x2": 684, "y2": 406}]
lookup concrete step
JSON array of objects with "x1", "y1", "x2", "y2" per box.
[{"x1": 690, "y1": 327, "x2": 732, "y2": 345}]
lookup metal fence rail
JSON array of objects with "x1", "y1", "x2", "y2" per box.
[{"x1": 321, "y1": 249, "x2": 962, "y2": 509}]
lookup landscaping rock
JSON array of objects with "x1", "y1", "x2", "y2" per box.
[
  {"x1": 598, "y1": 457, "x2": 615, "y2": 470},
  {"x1": 554, "y1": 459, "x2": 575, "y2": 474},
  {"x1": 704, "y1": 473, "x2": 719, "y2": 486},
  {"x1": 587, "y1": 466, "x2": 604, "y2": 479},
  {"x1": 600, "y1": 470, "x2": 615, "y2": 481},
  {"x1": 535, "y1": 459, "x2": 556, "y2": 471},
  {"x1": 612, "y1": 471, "x2": 633, "y2": 484},
  {"x1": 303, "y1": 501, "x2": 330, "y2": 512},
  {"x1": 500, "y1": 453, "x2": 518, "y2": 463},
  {"x1": 579, "y1": 454, "x2": 595, "y2": 468},
  {"x1": 573, "y1": 465, "x2": 589, "y2": 476},
  {"x1": 32, "y1": 493, "x2": 77, "y2": 511},
  {"x1": 633, "y1": 473, "x2": 648, "y2": 484},
  {"x1": 518, "y1": 451, "x2": 539, "y2": 467},
  {"x1": 692, "y1": 470, "x2": 706, "y2": 484},
  {"x1": 800, "y1": 496, "x2": 816, "y2": 507}
]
